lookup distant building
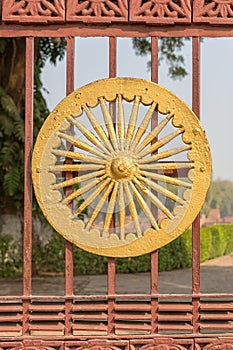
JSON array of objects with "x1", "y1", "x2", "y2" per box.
[{"x1": 201, "y1": 208, "x2": 233, "y2": 227}]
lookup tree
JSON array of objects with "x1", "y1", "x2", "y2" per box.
[
  {"x1": 0, "y1": 37, "x2": 189, "y2": 214},
  {"x1": 202, "y1": 179, "x2": 233, "y2": 217},
  {"x1": 0, "y1": 38, "x2": 66, "y2": 213},
  {"x1": 132, "y1": 37, "x2": 190, "y2": 79}
]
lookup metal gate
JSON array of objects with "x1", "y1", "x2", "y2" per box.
[{"x1": 0, "y1": 1, "x2": 233, "y2": 349}]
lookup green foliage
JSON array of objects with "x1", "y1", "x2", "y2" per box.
[
  {"x1": 200, "y1": 227, "x2": 212, "y2": 262},
  {"x1": 158, "y1": 234, "x2": 190, "y2": 271},
  {"x1": 209, "y1": 226, "x2": 226, "y2": 259},
  {"x1": 0, "y1": 234, "x2": 22, "y2": 277},
  {"x1": 219, "y1": 224, "x2": 233, "y2": 255},
  {"x1": 0, "y1": 38, "x2": 66, "y2": 211},
  {"x1": 73, "y1": 248, "x2": 108, "y2": 275},
  {"x1": 0, "y1": 225, "x2": 232, "y2": 277},
  {"x1": 132, "y1": 37, "x2": 190, "y2": 79},
  {"x1": 0, "y1": 88, "x2": 24, "y2": 208},
  {"x1": 0, "y1": 38, "x2": 9, "y2": 54},
  {"x1": 202, "y1": 179, "x2": 233, "y2": 217},
  {"x1": 116, "y1": 255, "x2": 151, "y2": 274}
]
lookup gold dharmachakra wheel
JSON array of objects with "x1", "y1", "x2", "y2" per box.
[{"x1": 32, "y1": 78, "x2": 211, "y2": 257}]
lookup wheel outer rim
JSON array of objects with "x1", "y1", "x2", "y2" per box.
[{"x1": 32, "y1": 77, "x2": 212, "y2": 257}]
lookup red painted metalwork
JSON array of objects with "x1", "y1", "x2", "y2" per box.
[
  {"x1": 2, "y1": 0, "x2": 65, "y2": 23},
  {"x1": 1, "y1": 1, "x2": 233, "y2": 349},
  {"x1": 130, "y1": 0, "x2": 191, "y2": 24},
  {"x1": 108, "y1": 36, "x2": 117, "y2": 336},
  {"x1": 65, "y1": 37, "x2": 75, "y2": 338},
  {"x1": 192, "y1": 37, "x2": 201, "y2": 337},
  {"x1": 193, "y1": 0, "x2": 233, "y2": 24},
  {"x1": 66, "y1": 0, "x2": 128, "y2": 23},
  {"x1": 22, "y1": 37, "x2": 34, "y2": 340},
  {"x1": 150, "y1": 37, "x2": 159, "y2": 335}
]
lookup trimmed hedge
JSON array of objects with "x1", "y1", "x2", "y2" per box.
[{"x1": 0, "y1": 225, "x2": 232, "y2": 277}]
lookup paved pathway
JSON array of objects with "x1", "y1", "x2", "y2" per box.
[{"x1": 0, "y1": 253, "x2": 232, "y2": 296}]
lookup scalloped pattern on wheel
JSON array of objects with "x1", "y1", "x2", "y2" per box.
[{"x1": 32, "y1": 78, "x2": 211, "y2": 257}]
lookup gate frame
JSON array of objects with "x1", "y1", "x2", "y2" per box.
[{"x1": 0, "y1": 1, "x2": 233, "y2": 349}]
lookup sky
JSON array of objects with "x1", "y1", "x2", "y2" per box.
[{"x1": 41, "y1": 37, "x2": 233, "y2": 182}]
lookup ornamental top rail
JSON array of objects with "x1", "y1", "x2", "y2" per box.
[{"x1": 1, "y1": 0, "x2": 233, "y2": 26}]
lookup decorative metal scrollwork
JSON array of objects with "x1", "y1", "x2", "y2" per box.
[
  {"x1": 32, "y1": 78, "x2": 211, "y2": 257},
  {"x1": 130, "y1": 0, "x2": 191, "y2": 24},
  {"x1": 2, "y1": 0, "x2": 65, "y2": 23}
]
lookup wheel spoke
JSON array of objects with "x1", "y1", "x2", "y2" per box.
[
  {"x1": 137, "y1": 174, "x2": 186, "y2": 205},
  {"x1": 132, "y1": 176, "x2": 173, "y2": 220},
  {"x1": 82, "y1": 103, "x2": 114, "y2": 153},
  {"x1": 129, "y1": 180, "x2": 160, "y2": 230},
  {"x1": 63, "y1": 174, "x2": 107, "y2": 205},
  {"x1": 117, "y1": 94, "x2": 125, "y2": 151},
  {"x1": 86, "y1": 181, "x2": 115, "y2": 230},
  {"x1": 139, "y1": 170, "x2": 192, "y2": 188},
  {"x1": 130, "y1": 101, "x2": 157, "y2": 151},
  {"x1": 139, "y1": 161, "x2": 194, "y2": 171},
  {"x1": 102, "y1": 182, "x2": 119, "y2": 237},
  {"x1": 135, "y1": 112, "x2": 173, "y2": 154},
  {"x1": 139, "y1": 127, "x2": 185, "y2": 158},
  {"x1": 74, "y1": 178, "x2": 112, "y2": 217},
  {"x1": 57, "y1": 131, "x2": 109, "y2": 159},
  {"x1": 67, "y1": 116, "x2": 111, "y2": 155},
  {"x1": 52, "y1": 149, "x2": 105, "y2": 164},
  {"x1": 51, "y1": 170, "x2": 106, "y2": 190},
  {"x1": 138, "y1": 145, "x2": 192, "y2": 164},
  {"x1": 125, "y1": 96, "x2": 140, "y2": 150},
  {"x1": 123, "y1": 182, "x2": 142, "y2": 237},
  {"x1": 119, "y1": 182, "x2": 126, "y2": 240},
  {"x1": 50, "y1": 163, "x2": 104, "y2": 173},
  {"x1": 99, "y1": 97, "x2": 119, "y2": 151}
]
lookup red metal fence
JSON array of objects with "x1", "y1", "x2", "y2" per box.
[{"x1": 0, "y1": 1, "x2": 233, "y2": 349}]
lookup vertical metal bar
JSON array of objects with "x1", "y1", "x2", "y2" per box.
[
  {"x1": 66, "y1": 36, "x2": 75, "y2": 96},
  {"x1": 192, "y1": 36, "x2": 201, "y2": 334},
  {"x1": 108, "y1": 257, "x2": 116, "y2": 334},
  {"x1": 65, "y1": 37, "x2": 75, "y2": 296},
  {"x1": 23, "y1": 36, "x2": 34, "y2": 336},
  {"x1": 65, "y1": 36, "x2": 75, "y2": 336},
  {"x1": 109, "y1": 37, "x2": 117, "y2": 78},
  {"x1": 150, "y1": 36, "x2": 159, "y2": 334},
  {"x1": 151, "y1": 37, "x2": 159, "y2": 84},
  {"x1": 108, "y1": 36, "x2": 117, "y2": 335}
]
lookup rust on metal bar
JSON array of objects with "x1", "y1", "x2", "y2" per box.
[
  {"x1": 65, "y1": 36, "x2": 75, "y2": 339},
  {"x1": 192, "y1": 36, "x2": 201, "y2": 336},
  {"x1": 22, "y1": 36, "x2": 34, "y2": 338},
  {"x1": 108, "y1": 36, "x2": 117, "y2": 335},
  {"x1": 150, "y1": 35, "x2": 159, "y2": 335},
  {"x1": 3, "y1": 23, "x2": 233, "y2": 38}
]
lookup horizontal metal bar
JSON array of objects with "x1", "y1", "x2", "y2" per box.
[
  {"x1": 200, "y1": 314, "x2": 233, "y2": 321},
  {"x1": 158, "y1": 304, "x2": 193, "y2": 312},
  {"x1": 72, "y1": 304, "x2": 108, "y2": 312},
  {"x1": 0, "y1": 294, "x2": 232, "y2": 301},
  {"x1": 200, "y1": 303, "x2": 233, "y2": 310},
  {"x1": 72, "y1": 324, "x2": 107, "y2": 331},
  {"x1": 115, "y1": 314, "x2": 152, "y2": 321},
  {"x1": 0, "y1": 316, "x2": 22, "y2": 322},
  {"x1": 29, "y1": 315, "x2": 65, "y2": 321},
  {"x1": 115, "y1": 323, "x2": 151, "y2": 331},
  {"x1": 3, "y1": 23, "x2": 233, "y2": 38},
  {"x1": 29, "y1": 304, "x2": 65, "y2": 312},
  {"x1": 158, "y1": 324, "x2": 193, "y2": 331},
  {"x1": 29, "y1": 324, "x2": 64, "y2": 331},
  {"x1": 200, "y1": 323, "x2": 233, "y2": 330},
  {"x1": 72, "y1": 314, "x2": 108, "y2": 321},
  {"x1": 158, "y1": 315, "x2": 193, "y2": 322},
  {"x1": 114, "y1": 304, "x2": 151, "y2": 312}
]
